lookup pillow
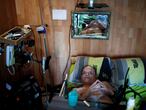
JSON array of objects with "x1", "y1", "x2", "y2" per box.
[
  {"x1": 111, "y1": 58, "x2": 145, "y2": 87},
  {"x1": 68, "y1": 56, "x2": 104, "y2": 84},
  {"x1": 126, "y1": 58, "x2": 145, "y2": 85},
  {"x1": 111, "y1": 59, "x2": 129, "y2": 87}
]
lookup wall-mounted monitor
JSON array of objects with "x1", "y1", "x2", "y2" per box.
[{"x1": 71, "y1": 11, "x2": 111, "y2": 40}]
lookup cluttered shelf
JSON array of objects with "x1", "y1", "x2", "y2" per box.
[{"x1": 0, "y1": 26, "x2": 32, "y2": 45}]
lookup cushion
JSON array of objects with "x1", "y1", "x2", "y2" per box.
[
  {"x1": 67, "y1": 56, "x2": 112, "y2": 89},
  {"x1": 111, "y1": 58, "x2": 145, "y2": 87},
  {"x1": 68, "y1": 56, "x2": 103, "y2": 83},
  {"x1": 127, "y1": 58, "x2": 145, "y2": 85}
]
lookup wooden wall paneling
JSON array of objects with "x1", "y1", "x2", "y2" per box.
[
  {"x1": 83, "y1": 39, "x2": 91, "y2": 55},
  {"x1": 70, "y1": 39, "x2": 78, "y2": 55},
  {"x1": 75, "y1": 39, "x2": 84, "y2": 55},
  {"x1": 39, "y1": 0, "x2": 56, "y2": 85},
  {"x1": 105, "y1": 37, "x2": 112, "y2": 56},
  {"x1": 144, "y1": 12, "x2": 146, "y2": 28},
  {"x1": 52, "y1": 25, "x2": 71, "y2": 84},
  {"x1": 37, "y1": 0, "x2": 54, "y2": 55},
  {"x1": 89, "y1": 40, "x2": 97, "y2": 55},
  {"x1": 110, "y1": 37, "x2": 121, "y2": 56},
  {"x1": 89, "y1": 40, "x2": 100, "y2": 55},
  {"x1": 14, "y1": 0, "x2": 55, "y2": 85},
  {"x1": 134, "y1": 29, "x2": 145, "y2": 56},
  {"x1": 34, "y1": 36, "x2": 45, "y2": 85},
  {"x1": 0, "y1": 0, "x2": 18, "y2": 85},
  {"x1": 143, "y1": 36, "x2": 146, "y2": 57},
  {"x1": 46, "y1": 1, "x2": 68, "y2": 84},
  {"x1": 0, "y1": 0, "x2": 17, "y2": 34},
  {"x1": 15, "y1": 0, "x2": 41, "y2": 25},
  {"x1": 48, "y1": 0, "x2": 76, "y2": 84},
  {"x1": 130, "y1": 37, "x2": 137, "y2": 56},
  {"x1": 99, "y1": 41, "x2": 107, "y2": 55},
  {"x1": 31, "y1": 28, "x2": 44, "y2": 85},
  {"x1": 15, "y1": 0, "x2": 44, "y2": 86},
  {"x1": 14, "y1": 0, "x2": 146, "y2": 85}
]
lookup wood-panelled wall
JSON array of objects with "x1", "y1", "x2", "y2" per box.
[
  {"x1": 0, "y1": 0, "x2": 18, "y2": 85},
  {"x1": 0, "y1": 0, "x2": 17, "y2": 34},
  {"x1": 13, "y1": 0, "x2": 146, "y2": 85}
]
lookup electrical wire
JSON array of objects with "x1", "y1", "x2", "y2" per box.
[
  {"x1": 62, "y1": 0, "x2": 79, "y2": 82},
  {"x1": 62, "y1": 25, "x2": 71, "y2": 80},
  {"x1": 7, "y1": 66, "x2": 15, "y2": 76},
  {"x1": 31, "y1": 29, "x2": 42, "y2": 63},
  {"x1": 59, "y1": 25, "x2": 72, "y2": 96},
  {"x1": 60, "y1": 0, "x2": 80, "y2": 96}
]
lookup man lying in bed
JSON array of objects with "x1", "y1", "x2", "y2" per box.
[{"x1": 75, "y1": 65, "x2": 115, "y2": 104}]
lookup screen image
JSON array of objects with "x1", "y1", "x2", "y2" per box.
[{"x1": 71, "y1": 11, "x2": 111, "y2": 40}]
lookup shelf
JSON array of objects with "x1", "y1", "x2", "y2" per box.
[
  {"x1": 0, "y1": 26, "x2": 32, "y2": 45},
  {"x1": 75, "y1": 3, "x2": 111, "y2": 12},
  {"x1": 76, "y1": 3, "x2": 109, "y2": 9}
]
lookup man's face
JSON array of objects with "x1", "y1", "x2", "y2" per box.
[{"x1": 81, "y1": 66, "x2": 96, "y2": 85}]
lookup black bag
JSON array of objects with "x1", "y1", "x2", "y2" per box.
[
  {"x1": 1, "y1": 75, "x2": 42, "y2": 110},
  {"x1": 108, "y1": 67, "x2": 129, "y2": 108}
]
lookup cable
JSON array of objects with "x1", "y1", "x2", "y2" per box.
[
  {"x1": 59, "y1": 0, "x2": 80, "y2": 96},
  {"x1": 62, "y1": 0, "x2": 79, "y2": 80},
  {"x1": 31, "y1": 29, "x2": 42, "y2": 63},
  {"x1": 7, "y1": 66, "x2": 15, "y2": 76},
  {"x1": 62, "y1": 25, "x2": 72, "y2": 80},
  {"x1": 37, "y1": 0, "x2": 51, "y2": 108}
]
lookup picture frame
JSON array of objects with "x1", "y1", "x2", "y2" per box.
[{"x1": 71, "y1": 11, "x2": 111, "y2": 40}]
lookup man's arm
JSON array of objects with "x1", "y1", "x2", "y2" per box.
[{"x1": 101, "y1": 81, "x2": 114, "y2": 96}]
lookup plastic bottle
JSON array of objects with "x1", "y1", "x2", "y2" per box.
[
  {"x1": 68, "y1": 89, "x2": 79, "y2": 107},
  {"x1": 126, "y1": 97, "x2": 135, "y2": 110}
]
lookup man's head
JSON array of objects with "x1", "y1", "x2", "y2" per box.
[{"x1": 81, "y1": 65, "x2": 97, "y2": 85}]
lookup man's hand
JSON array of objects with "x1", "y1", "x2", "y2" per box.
[
  {"x1": 89, "y1": 80, "x2": 106, "y2": 94},
  {"x1": 77, "y1": 80, "x2": 114, "y2": 100}
]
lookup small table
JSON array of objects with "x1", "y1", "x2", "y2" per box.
[{"x1": 45, "y1": 96, "x2": 126, "y2": 110}]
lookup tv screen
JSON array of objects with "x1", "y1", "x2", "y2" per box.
[{"x1": 71, "y1": 11, "x2": 111, "y2": 40}]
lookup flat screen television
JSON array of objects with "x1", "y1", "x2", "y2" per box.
[{"x1": 71, "y1": 11, "x2": 111, "y2": 40}]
